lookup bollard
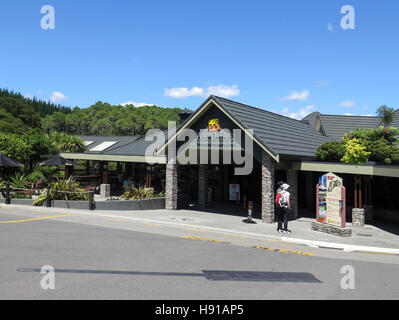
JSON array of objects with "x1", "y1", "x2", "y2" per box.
[
  {"x1": 46, "y1": 186, "x2": 51, "y2": 208},
  {"x1": 89, "y1": 191, "x2": 95, "y2": 211},
  {"x1": 247, "y1": 201, "x2": 253, "y2": 222},
  {"x1": 242, "y1": 201, "x2": 256, "y2": 224},
  {"x1": 5, "y1": 182, "x2": 10, "y2": 205}
]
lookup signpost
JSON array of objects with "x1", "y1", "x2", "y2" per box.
[{"x1": 313, "y1": 172, "x2": 350, "y2": 236}]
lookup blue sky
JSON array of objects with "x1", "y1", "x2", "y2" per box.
[{"x1": 0, "y1": 0, "x2": 398, "y2": 119}]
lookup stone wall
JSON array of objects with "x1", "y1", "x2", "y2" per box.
[
  {"x1": 352, "y1": 208, "x2": 365, "y2": 227},
  {"x1": 261, "y1": 151, "x2": 275, "y2": 223},
  {"x1": 165, "y1": 163, "x2": 178, "y2": 210},
  {"x1": 311, "y1": 221, "x2": 352, "y2": 237}
]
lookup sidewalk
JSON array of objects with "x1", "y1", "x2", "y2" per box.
[{"x1": 5, "y1": 204, "x2": 399, "y2": 254}]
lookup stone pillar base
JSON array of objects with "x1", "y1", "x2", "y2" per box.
[
  {"x1": 100, "y1": 184, "x2": 110, "y2": 198},
  {"x1": 165, "y1": 164, "x2": 178, "y2": 211},
  {"x1": 311, "y1": 222, "x2": 352, "y2": 237},
  {"x1": 352, "y1": 208, "x2": 365, "y2": 227}
]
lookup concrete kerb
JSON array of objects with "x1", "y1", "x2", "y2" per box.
[
  {"x1": 281, "y1": 237, "x2": 399, "y2": 255},
  {"x1": 2, "y1": 204, "x2": 399, "y2": 255}
]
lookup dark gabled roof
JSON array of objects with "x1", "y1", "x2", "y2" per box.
[
  {"x1": 79, "y1": 136, "x2": 140, "y2": 154},
  {"x1": 392, "y1": 109, "x2": 399, "y2": 128},
  {"x1": 102, "y1": 137, "x2": 153, "y2": 156},
  {"x1": 302, "y1": 113, "x2": 383, "y2": 141},
  {"x1": 211, "y1": 96, "x2": 331, "y2": 158},
  {"x1": 301, "y1": 112, "x2": 320, "y2": 127}
]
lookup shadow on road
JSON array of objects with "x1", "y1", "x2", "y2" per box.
[{"x1": 17, "y1": 268, "x2": 322, "y2": 283}]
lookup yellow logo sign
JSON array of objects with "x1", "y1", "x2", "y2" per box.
[{"x1": 208, "y1": 119, "x2": 220, "y2": 132}]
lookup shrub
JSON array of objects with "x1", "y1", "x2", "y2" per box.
[
  {"x1": 121, "y1": 186, "x2": 156, "y2": 200},
  {"x1": 33, "y1": 178, "x2": 87, "y2": 206},
  {"x1": 341, "y1": 137, "x2": 371, "y2": 164},
  {"x1": 316, "y1": 141, "x2": 346, "y2": 161},
  {"x1": 365, "y1": 139, "x2": 392, "y2": 162},
  {"x1": 9, "y1": 172, "x2": 30, "y2": 189}
]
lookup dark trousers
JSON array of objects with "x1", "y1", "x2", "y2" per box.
[{"x1": 277, "y1": 207, "x2": 289, "y2": 231}]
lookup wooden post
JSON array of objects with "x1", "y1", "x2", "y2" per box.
[
  {"x1": 64, "y1": 166, "x2": 69, "y2": 180},
  {"x1": 5, "y1": 182, "x2": 10, "y2": 205},
  {"x1": 89, "y1": 190, "x2": 95, "y2": 211},
  {"x1": 102, "y1": 162, "x2": 108, "y2": 185},
  {"x1": 46, "y1": 185, "x2": 51, "y2": 208},
  {"x1": 316, "y1": 183, "x2": 319, "y2": 221},
  {"x1": 341, "y1": 186, "x2": 346, "y2": 228},
  {"x1": 354, "y1": 175, "x2": 362, "y2": 209}
]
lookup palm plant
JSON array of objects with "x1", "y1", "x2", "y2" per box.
[
  {"x1": 376, "y1": 105, "x2": 395, "y2": 127},
  {"x1": 33, "y1": 177, "x2": 88, "y2": 206},
  {"x1": 121, "y1": 186, "x2": 155, "y2": 200},
  {"x1": 49, "y1": 132, "x2": 86, "y2": 153},
  {"x1": 9, "y1": 172, "x2": 30, "y2": 189}
]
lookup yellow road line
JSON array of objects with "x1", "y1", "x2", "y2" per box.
[
  {"x1": 357, "y1": 250, "x2": 398, "y2": 256},
  {"x1": 181, "y1": 235, "x2": 226, "y2": 243},
  {"x1": 0, "y1": 214, "x2": 71, "y2": 224},
  {"x1": 252, "y1": 245, "x2": 314, "y2": 256},
  {"x1": 142, "y1": 222, "x2": 164, "y2": 227},
  {"x1": 223, "y1": 233, "x2": 247, "y2": 238},
  {"x1": 104, "y1": 218, "x2": 128, "y2": 222},
  {"x1": 184, "y1": 228, "x2": 206, "y2": 233}
]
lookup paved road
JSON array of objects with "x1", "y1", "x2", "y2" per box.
[{"x1": 0, "y1": 206, "x2": 398, "y2": 299}]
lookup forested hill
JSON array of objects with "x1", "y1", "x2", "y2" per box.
[
  {"x1": 0, "y1": 88, "x2": 185, "y2": 136},
  {"x1": 0, "y1": 89, "x2": 72, "y2": 117},
  {"x1": 42, "y1": 101, "x2": 184, "y2": 137}
]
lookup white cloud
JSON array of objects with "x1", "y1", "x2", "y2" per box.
[
  {"x1": 362, "y1": 105, "x2": 369, "y2": 110},
  {"x1": 205, "y1": 85, "x2": 240, "y2": 98},
  {"x1": 50, "y1": 91, "x2": 68, "y2": 103},
  {"x1": 165, "y1": 87, "x2": 204, "y2": 99},
  {"x1": 281, "y1": 105, "x2": 316, "y2": 120},
  {"x1": 165, "y1": 85, "x2": 239, "y2": 99},
  {"x1": 281, "y1": 90, "x2": 309, "y2": 101},
  {"x1": 120, "y1": 101, "x2": 154, "y2": 107},
  {"x1": 328, "y1": 23, "x2": 333, "y2": 32},
  {"x1": 344, "y1": 113, "x2": 354, "y2": 116},
  {"x1": 340, "y1": 100, "x2": 356, "y2": 108}
]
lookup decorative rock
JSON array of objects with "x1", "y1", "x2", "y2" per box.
[
  {"x1": 311, "y1": 221, "x2": 352, "y2": 237},
  {"x1": 352, "y1": 208, "x2": 365, "y2": 227}
]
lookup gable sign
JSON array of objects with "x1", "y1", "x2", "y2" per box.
[{"x1": 208, "y1": 118, "x2": 221, "y2": 132}]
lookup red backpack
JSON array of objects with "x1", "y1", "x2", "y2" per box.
[{"x1": 276, "y1": 191, "x2": 286, "y2": 207}]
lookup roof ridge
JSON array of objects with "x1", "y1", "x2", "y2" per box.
[
  {"x1": 211, "y1": 95, "x2": 319, "y2": 127},
  {"x1": 319, "y1": 114, "x2": 380, "y2": 118}
]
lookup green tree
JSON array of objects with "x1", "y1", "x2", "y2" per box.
[
  {"x1": 49, "y1": 132, "x2": 86, "y2": 153},
  {"x1": 0, "y1": 97, "x2": 42, "y2": 133},
  {"x1": 376, "y1": 105, "x2": 396, "y2": 126},
  {"x1": 0, "y1": 132, "x2": 32, "y2": 164}
]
